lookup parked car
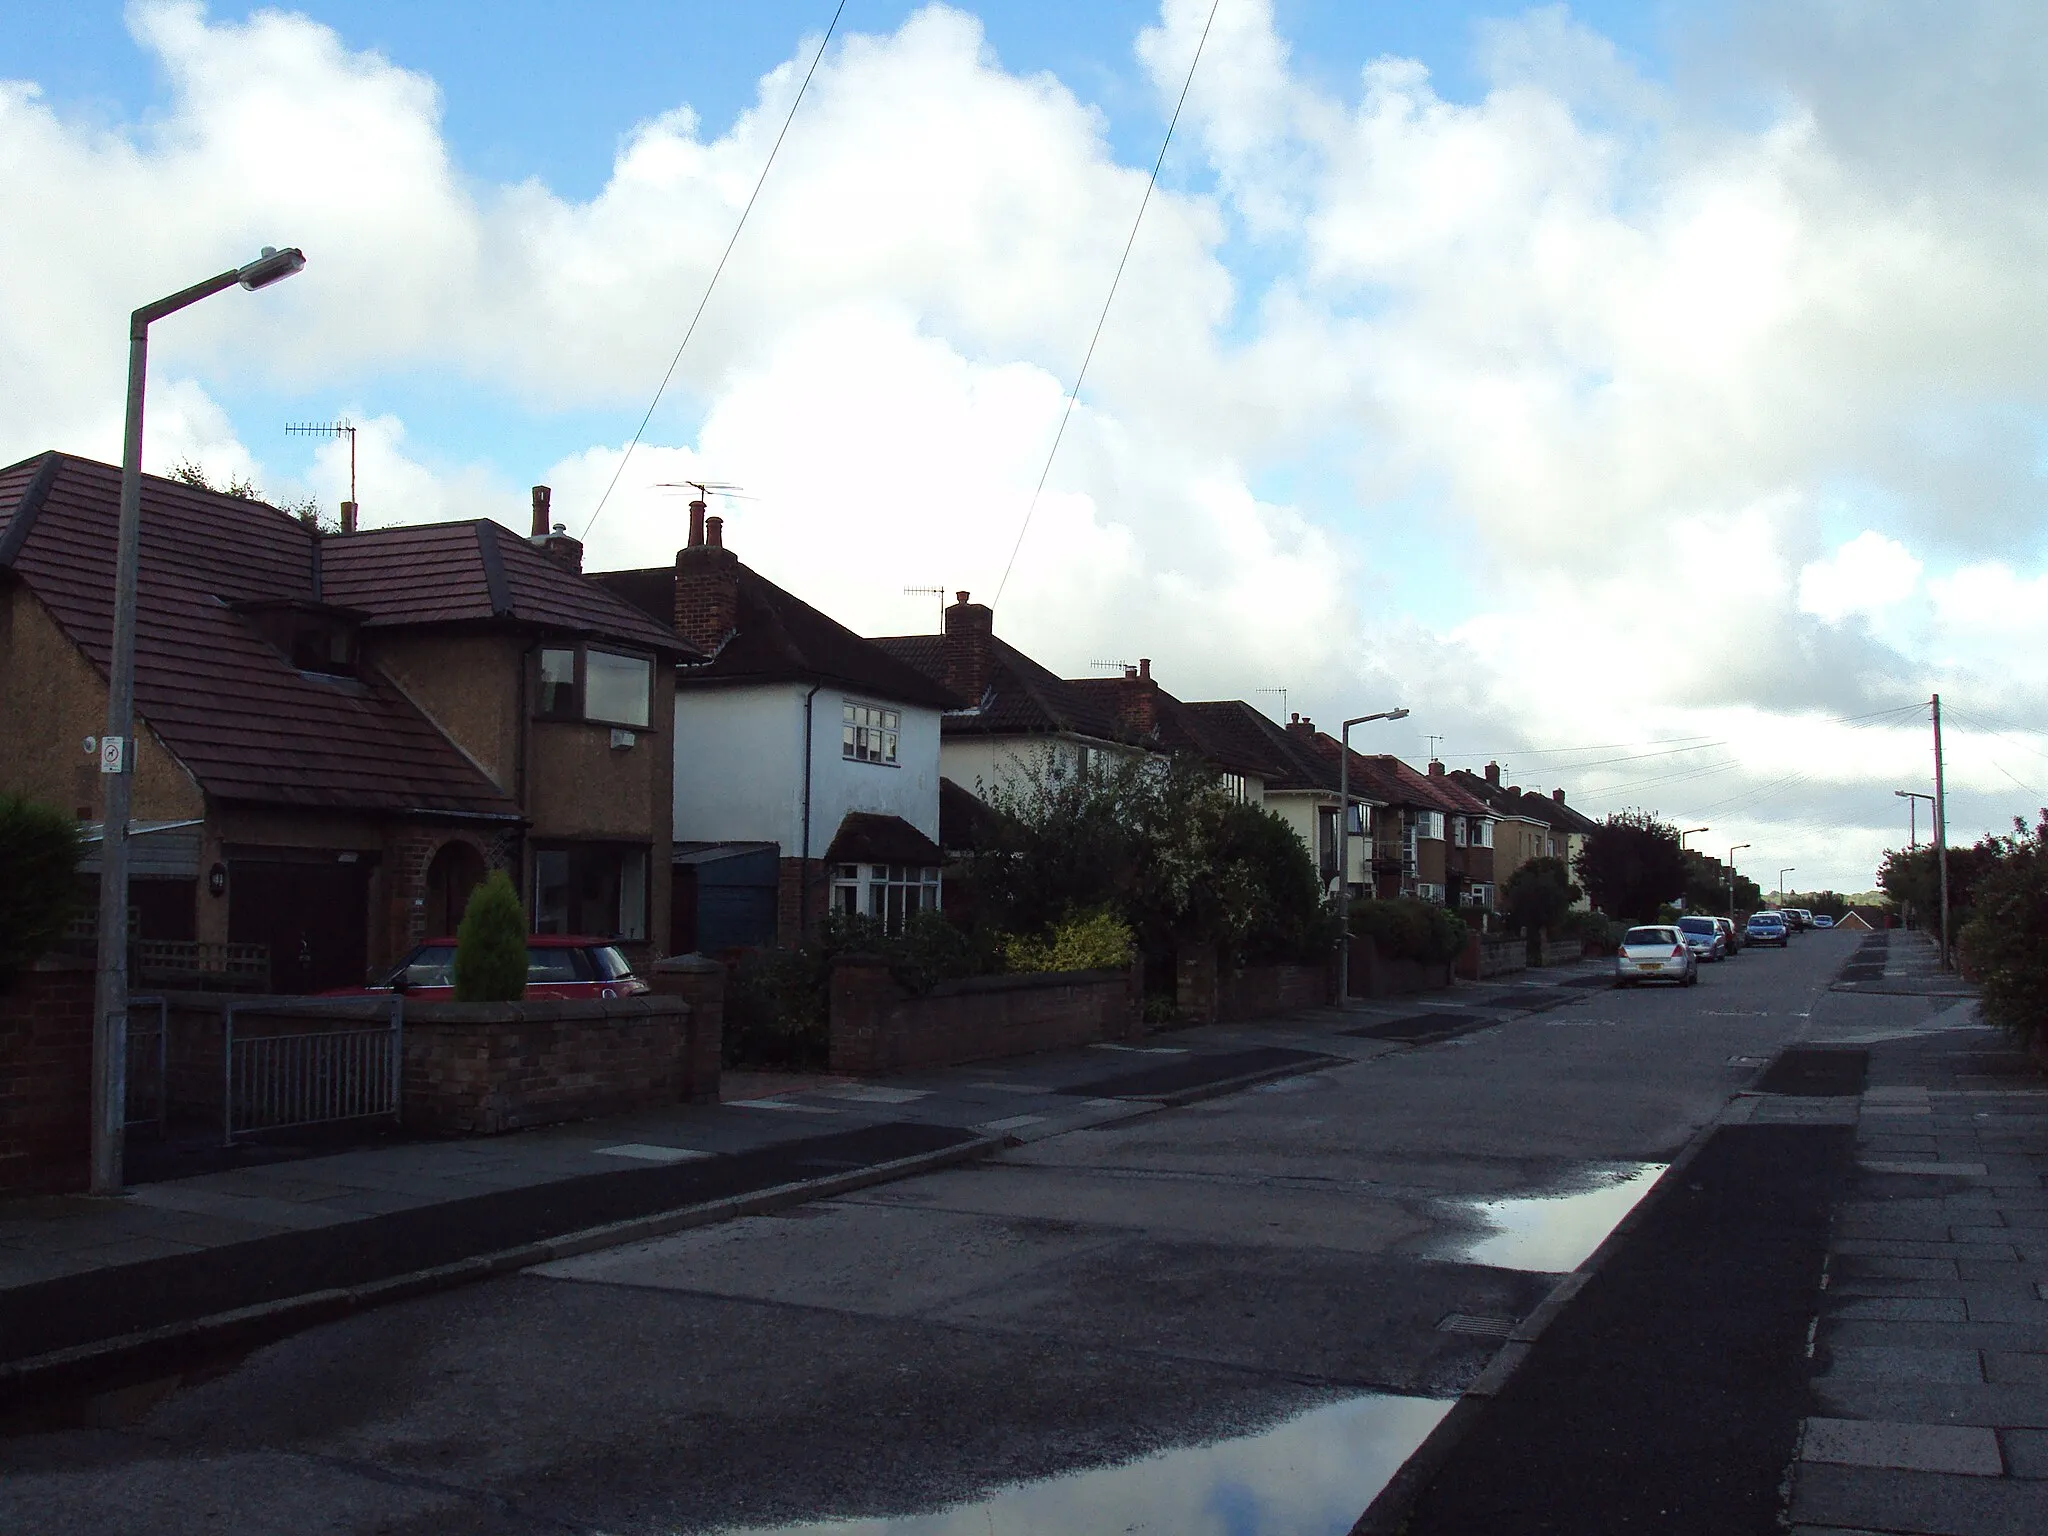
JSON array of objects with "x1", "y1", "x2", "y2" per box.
[
  {"x1": 1677, "y1": 915, "x2": 1728, "y2": 962},
  {"x1": 331, "y1": 935, "x2": 651, "y2": 1000},
  {"x1": 1712, "y1": 915, "x2": 1742, "y2": 954},
  {"x1": 1745, "y1": 912, "x2": 1789, "y2": 947},
  {"x1": 1615, "y1": 925, "x2": 1699, "y2": 987},
  {"x1": 1811, "y1": 913, "x2": 1835, "y2": 929},
  {"x1": 1786, "y1": 908, "x2": 1815, "y2": 931}
]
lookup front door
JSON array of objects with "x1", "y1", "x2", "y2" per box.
[{"x1": 228, "y1": 852, "x2": 377, "y2": 993}]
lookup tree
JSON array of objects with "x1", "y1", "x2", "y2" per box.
[
  {"x1": 1503, "y1": 855, "x2": 1579, "y2": 934},
  {"x1": 0, "y1": 796, "x2": 85, "y2": 984},
  {"x1": 1876, "y1": 841, "x2": 2004, "y2": 929},
  {"x1": 1572, "y1": 811, "x2": 1686, "y2": 921},
  {"x1": 1957, "y1": 814, "x2": 2048, "y2": 1054},
  {"x1": 168, "y1": 458, "x2": 332, "y2": 532},
  {"x1": 450, "y1": 870, "x2": 527, "y2": 1001}
]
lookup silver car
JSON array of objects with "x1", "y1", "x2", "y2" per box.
[
  {"x1": 1615, "y1": 924, "x2": 1699, "y2": 987},
  {"x1": 1677, "y1": 915, "x2": 1728, "y2": 962}
]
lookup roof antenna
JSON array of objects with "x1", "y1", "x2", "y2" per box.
[
  {"x1": 904, "y1": 586, "x2": 945, "y2": 632},
  {"x1": 1254, "y1": 686, "x2": 1288, "y2": 721},
  {"x1": 285, "y1": 418, "x2": 356, "y2": 529},
  {"x1": 1426, "y1": 734, "x2": 1443, "y2": 759}
]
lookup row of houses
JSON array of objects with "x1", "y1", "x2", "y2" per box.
[{"x1": 0, "y1": 454, "x2": 1601, "y2": 991}]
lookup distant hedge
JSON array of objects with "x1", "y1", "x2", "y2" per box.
[
  {"x1": 1348, "y1": 898, "x2": 1469, "y2": 965},
  {"x1": 0, "y1": 796, "x2": 85, "y2": 984}
]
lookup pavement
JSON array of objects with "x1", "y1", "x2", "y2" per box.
[{"x1": 2, "y1": 927, "x2": 2040, "y2": 1536}]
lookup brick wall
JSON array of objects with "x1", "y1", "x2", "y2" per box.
[
  {"x1": 1532, "y1": 934, "x2": 1581, "y2": 967},
  {"x1": 1215, "y1": 960, "x2": 1334, "y2": 1022},
  {"x1": 776, "y1": 856, "x2": 829, "y2": 947},
  {"x1": 1347, "y1": 935, "x2": 1454, "y2": 1000},
  {"x1": 828, "y1": 956, "x2": 1144, "y2": 1075},
  {"x1": 1457, "y1": 934, "x2": 1528, "y2": 981},
  {"x1": 0, "y1": 960, "x2": 93, "y2": 1196},
  {"x1": 403, "y1": 996, "x2": 695, "y2": 1135},
  {"x1": 647, "y1": 955, "x2": 724, "y2": 1104}
]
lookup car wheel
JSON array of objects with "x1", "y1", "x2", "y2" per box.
[{"x1": 1685, "y1": 966, "x2": 1699, "y2": 986}]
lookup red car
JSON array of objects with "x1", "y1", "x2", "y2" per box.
[{"x1": 336, "y1": 935, "x2": 650, "y2": 1000}]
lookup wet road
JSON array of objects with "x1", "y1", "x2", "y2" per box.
[{"x1": 2, "y1": 931, "x2": 1868, "y2": 1535}]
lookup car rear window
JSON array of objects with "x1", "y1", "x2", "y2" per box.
[
  {"x1": 397, "y1": 945, "x2": 455, "y2": 987},
  {"x1": 1679, "y1": 918, "x2": 1717, "y2": 934},
  {"x1": 1749, "y1": 915, "x2": 1782, "y2": 926},
  {"x1": 591, "y1": 945, "x2": 634, "y2": 981},
  {"x1": 1624, "y1": 927, "x2": 1678, "y2": 946},
  {"x1": 526, "y1": 946, "x2": 592, "y2": 983}
]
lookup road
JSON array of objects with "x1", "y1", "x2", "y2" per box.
[{"x1": 3, "y1": 930, "x2": 1877, "y2": 1534}]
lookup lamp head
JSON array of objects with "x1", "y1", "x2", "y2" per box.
[
  {"x1": 1389, "y1": 707, "x2": 1411, "y2": 720},
  {"x1": 238, "y1": 246, "x2": 306, "y2": 291}
]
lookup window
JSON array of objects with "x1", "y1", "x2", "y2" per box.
[
  {"x1": 1412, "y1": 810, "x2": 1444, "y2": 841},
  {"x1": 535, "y1": 645, "x2": 651, "y2": 728},
  {"x1": 1220, "y1": 772, "x2": 1248, "y2": 803},
  {"x1": 842, "y1": 702, "x2": 899, "y2": 765},
  {"x1": 532, "y1": 845, "x2": 649, "y2": 940},
  {"x1": 1345, "y1": 803, "x2": 1367, "y2": 835},
  {"x1": 830, "y1": 862, "x2": 941, "y2": 933},
  {"x1": 1476, "y1": 820, "x2": 1494, "y2": 849},
  {"x1": 1450, "y1": 818, "x2": 1467, "y2": 847}
]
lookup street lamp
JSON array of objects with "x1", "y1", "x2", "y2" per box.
[
  {"x1": 1895, "y1": 789, "x2": 1934, "y2": 850},
  {"x1": 92, "y1": 246, "x2": 306, "y2": 1196},
  {"x1": 1336, "y1": 707, "x2": 1410, "y2": 1003},
  {"x1": 1778, "y1": 868, "x2": 1796, "y2": 903},
  {"x1": 1679, "y1": 826, "x2": 1708, "y2": 848},
  {"x1": 1727, "y1": 842, "x2": 1750, "y2": 917}
]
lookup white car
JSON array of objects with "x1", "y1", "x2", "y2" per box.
[{"x1": 1615, "y1": 925, "x2": 1699, "y2": 988}]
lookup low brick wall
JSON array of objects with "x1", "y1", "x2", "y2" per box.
[
  {"x1": 1532, "y1": 935, "x2": 1581, "y2": 967},
  {"x1": 1346, "y1": 935, "x2": 1454, "y2": 1000},
  {"x1": 1215, "y1": 961, "x2": 1333, "y2": 1022},
  {"x1": 404, "y1": 996, "x2": 696, "y2": 1135},
  {"x1": 0, "y1": 959, "x2": 94, "y2": 1196},
  {"x1": 1457, "y1": 935, "x2": 1527, "y2": 981},
  {"x1": 647, "y1": 955, "x2": 725, "y2": 1105},
  {"x1": 829, "y1": 956, "x2": 1144, "y2": 1075}
]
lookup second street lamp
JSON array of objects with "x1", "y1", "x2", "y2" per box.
[
  {"x1": 91, "y1": 246, "x2": 306, "y2": 1196},
  {"x1": 1336, "y1": 707, "x2": 1410, "y2": 1002},
  {"x1": 1727, "y1": 842, "x2": 1750, "y2": 918}
]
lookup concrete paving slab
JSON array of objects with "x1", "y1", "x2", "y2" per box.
[
  {"x1": 1812, "y1": 1379, "x2": 2048, "y2": 1429},
  {"x1": 1801, "y1": 1417, "x2": 2003, "y2": 1475},
  {"x1": 1833, "y1": 1296, "x2": 1969, "y2": 1322},
  {"x1": 2005, "y1": 1428, "x2": 2048, "y2": 1479},
  {"x1": 1819, "y1": 1345, "x2": 1984, "y2": 1384},
  {"x1": 1793, "y1": 1462, "x2": 2048, "y2": 1534}
]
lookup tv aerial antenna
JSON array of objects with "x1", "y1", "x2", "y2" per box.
[
  {"x1": 1425, "y1": 734, "x2": 1443, "y2": 759},
  {"x1": 1255, "y1": 686, "x2": 1289, "y2": 720},
  {"x1": 655, "y1": 480, "x2": 755, "y2": 502},
  {"x1": 284, "y1": 418, "x2": 357, "y2": 512},
  {"x1": 904, "y1": 586, "x2": 945, "y2": 631}
]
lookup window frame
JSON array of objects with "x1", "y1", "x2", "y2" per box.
[
  {"x1": 841, "y1": 700, "x2": 901, "y2": 767},
  {"x1": 533, "y1": 642, "x2": 655, "y2": 730},
  {"x1": 829, "y1": 861, "x2": 942, "y2": 933},
  {"x1": 530, "y1": 842, "x2": 651, "y2": 941}
]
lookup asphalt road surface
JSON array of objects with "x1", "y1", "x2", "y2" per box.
[{"x1": 3, "y1": 931, "x2": 1878, "y2": 1535}]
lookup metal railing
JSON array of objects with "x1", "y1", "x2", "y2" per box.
[
  {"x1": 124, "y1": 995, "x2": 169, "y2": 1135},
  {"x1": 222, "y1": 999, "x2": 403, "y2": 1145}
]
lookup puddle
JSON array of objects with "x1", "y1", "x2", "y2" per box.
[
  {"x1": 1442, "y1": 1163, "x2": 1666, "y2": 1273},
  {"x1": 710, "y1": 1392, "x2": 1449, "y2": 1536}
]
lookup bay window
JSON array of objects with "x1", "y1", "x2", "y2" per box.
[
  {"x1": 830, "y1": 862, "x2": 941, "y2": 933},
  {"x1": 533, "y1": 844, "x2": 649, "y2": 940},
  {"x1": 536, "y1": 644, "x2": 652, "y2": 728}
]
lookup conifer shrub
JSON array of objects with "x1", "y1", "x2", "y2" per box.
[
  {"x1": 451, "y1": 870, "x2": 527, "y2": 1002},
  {"x1": 0, "y1": 795, "x2": 85, "y2": 985}
]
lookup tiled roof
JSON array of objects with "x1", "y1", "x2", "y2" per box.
[
  {"x1": 1181, "y1": 702, "x2": 1338, "y2": 791},
  {"x1": 599, "y1": 566, "x2": 960, "y2": 710},
  {"x1": 1447, "y1": 768, "x2": 1602, "y2": 834},
  {"x1": 0, "y1": 452, "x2": 518, "y2": 818},
  {"x1": 870, "y1": 632, "x2": 1120, "y2": 735},
  {"x1": 323, "y1": 522, "x2": 688, "y2": 654}
]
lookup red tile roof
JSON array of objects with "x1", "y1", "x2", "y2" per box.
[
  {"x1": 0, "y1": 453, "x2": 523, "y2": 818},
  {"x1": 872, "y1": 631, "x2": 1124, "y2": 738}
]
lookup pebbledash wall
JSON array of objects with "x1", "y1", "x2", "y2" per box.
[
  {"x1": 828, "y1": 955, "x2": 1146, "y2": 1075},
  {"x1": 0, "y1": 959, "x2": 94, "y2": 1196}
]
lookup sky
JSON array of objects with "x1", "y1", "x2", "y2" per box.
[{"x1": 5, "y1": 0, "x2": 2046, "y2": 893}]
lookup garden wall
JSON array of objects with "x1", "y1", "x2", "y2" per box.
[
  {"x1": 0, "y1": 958, "x2": 93, "y2": 1196},
  {"x1": 1457, "y1": 935, "x2": 1527, "y2": 982},
  {"x1": 1531, "y1": 935, "x2": 1582, "y2": 967},
  {"x1": 1347, "y1": 935, "x2": 1455, "y2": 1000},
  {"x1": 828, "y1": 955, "x2": 1145, "y2": 1075},
  {"x1": 1214, "y1": 960, "x2": 1333, "y2": 1022}
]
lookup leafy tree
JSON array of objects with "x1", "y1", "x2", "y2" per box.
[
  {"x1": 450, "y1": 870, "x2": 527, "y2": 1001},
  {"x1": 1958, "y1": 814, "x2": 2048, "y2": 1053},
  {"x1": 168, "y1": 458, "x2": 331, "y2": 531},
  {"x1": 1572, "y1": 811, "x2": 1686, "y2": 921},
  {"x1": 0, "y1": 796, "x2": 85, "y2": 984},
  {"x1": 1876, "y1": 841, "x2": 2004, "y2": 931},
  {"x1": 1348, "y1": 898, "x2": 1469, "y2": 964},
  {"x1": 1502, "y1": 856, "x2": 1579, "y2": 934}
]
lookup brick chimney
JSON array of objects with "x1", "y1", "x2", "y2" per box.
[
  {"x1": 1485, "y1": 762, "x2": 1500, "y2": 785},
  {"x1": 339, "y1": 500, "x2": 358, "y2": 535},
  {"x1": 1428, "y1": 760, "x2": 1445, "y2": 776},
  {"x1": 1552, "y1": 787, "x2": 1567, "y2": 803},
  {"x1": 675, "y1": 512, "x2": 740, "y2": 655},
  {"x1": 1285, "y1": 712, "x2": 1315, "y2": 739},
  {"x1": 942, "y1": 590, "x2": 994, "y2": 703},
  {"x1": 528, "y1": 485, "x2": 583, "y2": 572},
  {"x1": 1113, "y1": 658, "x2": 1158, "y2": 738}
]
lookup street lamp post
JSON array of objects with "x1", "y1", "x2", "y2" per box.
[
  {"x1": 91, "y1": 246, "x2": 306, "y2": 1196},
  {"x1": 1336, "y1": 707, "x2": 1410, "y2": 1003},
  {"x1": 1677, "y1": 827, "x2": 1708, "y2": 911},
  {"x1": 1895, "y1": 790, "x2": 1934, "y2": 931},
  {"x1": 1778, "y1": 868, "x2": 1795, "y2": 904},
  {"x1": 1727, "y1": 842, "x2": 1750, "y2": 917}
]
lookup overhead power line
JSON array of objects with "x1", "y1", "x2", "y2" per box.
[
  {"x1": 990, "y1": 0, "x2": 1222, "y2": 610},
  {"x1": 582, "y1": 0, "x2": 849, "y2": 541}
]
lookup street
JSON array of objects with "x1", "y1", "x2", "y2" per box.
[{"x1": 1, "y1": 931, "x2": 1909, "y2": 1533}]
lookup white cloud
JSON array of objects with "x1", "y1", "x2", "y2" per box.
[{"x1": 1798, "y1": 531, "x2": 1923, "y2": 622}]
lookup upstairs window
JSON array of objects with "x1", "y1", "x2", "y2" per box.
[
  {"x1": 843, "y1": 702, "x2": 899, "y2": 765},
  {"x1": 1219, "y1": 772, "x2": 1248, "y2": 803},
  {"x1": 537, "y1": 645, "x2": 651, "y2": 728}
]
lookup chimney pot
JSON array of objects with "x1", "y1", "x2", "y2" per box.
[
  {"x1": 1290, "y1": 713, "x2": 1300, "y2": 725},
  {"x1": 1508, "y1": 786, "x2": 1522, "y2": 797},
  {"x1": 1485, "y1": 761, "x2": 1500, "y2": 785},
  {"x1": 956, "y1": 590, "x2": 970, "y2": 604},
  {"x1": 706, "y1": 514, "x2": 723, "y2": 548},
  {"x1": 339, "y1": 500, "x2": 357, "y2": 535},
  {"x1": 530, "y1": 485, "x2": 551, "y2": 538},
  {"x1": 1138, "y1": 657, "x2": 1151, "y2": 680},
  {"x1": 688, "y1": 498, "x2": 706, "y2": 548}
]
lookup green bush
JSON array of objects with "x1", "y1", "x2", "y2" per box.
[
  {"x1": 1503, "y1": 856, "x2": 1580, "y2": 935},
  {"x1": 1557, "y1": 908, "x2": 1623, "y2": 953},
  {"x1": 0, "y1": 796, "x2": 85, "y2": 985},
  {"x1": 1957, "y1": 815, "x2": 2048, "y2": 1054},
  {"x1": 1348, "y1": 898, "x2": 1468, "y2": 965},
  {"x1": 723, "y1": 946, "x2": 829, "y2": 1068},
  {"x1": 450, "y1": 870, "x2": 527, "y2": 1001},
  {"x1": 1004, "y1": 910, "x2": 1134, "y2": 973}
]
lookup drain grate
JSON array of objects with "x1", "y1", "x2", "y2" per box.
[{"x1": 1438, "y1": 1312, "x2": 1517, "y2": 1337}]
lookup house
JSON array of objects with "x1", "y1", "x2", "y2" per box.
[
  {"x1": 594, "y1": 503, "x2": 960, "y2": 950},
  {"x1": 1449, "y1": 765, "x2": 1602, "y2": 908},
  {"x1": 0, "y1": 454, "x2": 687, "y2": 991},
  {"x1": 1311, "y1": 745, "x2": 1495, "y2": 908},
  {"x1": 1180, "y1": 701, "x2": 1384, "y2": 895}
]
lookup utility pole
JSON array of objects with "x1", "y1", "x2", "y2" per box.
[{"x1": 1933, "y1": 693, "x2": 1951, "y2": 970}]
